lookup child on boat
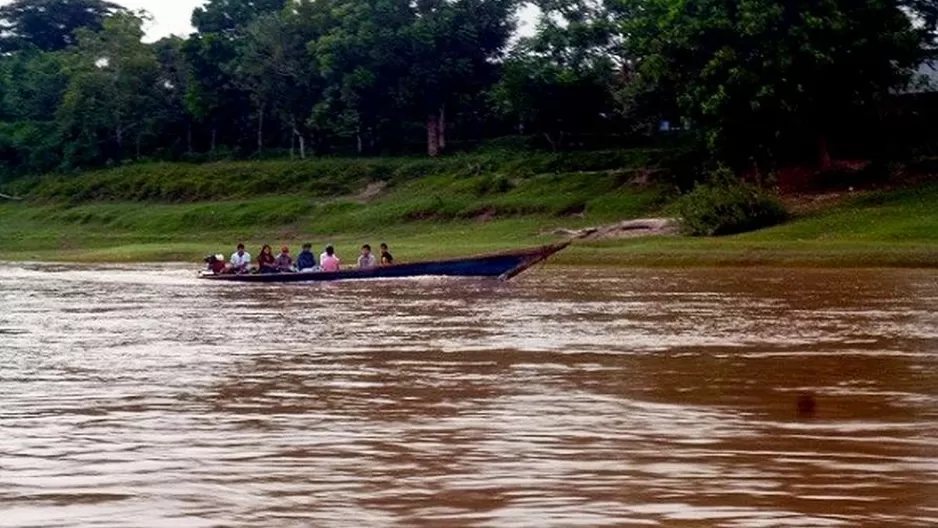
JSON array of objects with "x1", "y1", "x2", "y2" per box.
[
  {"x1": 358, "y1": 244, "x2": 377, "y2": 268},
  {"x1": 380, "y1": 243, "x2": 393, "y2": 265},
  {"x1": 320, "y1": 245, "x2": 341, "y2": 272}
]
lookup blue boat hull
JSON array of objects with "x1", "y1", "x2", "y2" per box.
[{"x1": 198, "y1": 243, "x2": 568, "y2": 283}]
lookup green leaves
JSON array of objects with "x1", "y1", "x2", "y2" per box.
[
  {"x1": 0, "y1": 0, "x2": 126, "y2": 53},
  {"x1": 57, "y1": 13, "x2": 163, "y2": 166},
  {"x1": 492, "y1": 0, "x2": 620, "y2": 149},
  {"x1": 671, "y1": 175, "x2": 789, "y2": 236},
  {"x1": 310, "y1": 0, "x2": 517, "y2": 155},
  {"x1": 622, "y1": 0, "x2": 929, "y2": 166},
  {"x1": 191, "y1": 0, "x2": 288, "y2": 35},
  {"x1": 1, "y1": 0, "x2": 934, "y2": 178}
]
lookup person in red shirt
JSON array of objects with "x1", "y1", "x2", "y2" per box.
[
  {"x1": 203, "y1": 254, "x2": 227, "y2": 274},
  {"x1": 257, "y1": 244, "x2": 276, "y2": 274}
]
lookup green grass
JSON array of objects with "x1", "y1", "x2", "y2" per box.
[
  {"x1": 3, "y1": 155, "x2": 938, "y2": 267},
  {"x1": 7, "y1": 149, "x2": 666, "y2": 203},
  {"x1": 743, "y1": 187, "x2": 938, "y2": 243},
  {"x1": 563, "y1": 184, "x2": 938, "y2": 267},
  {"x1": 0, "y1": 153, "x2": 668, "y2": 263}
]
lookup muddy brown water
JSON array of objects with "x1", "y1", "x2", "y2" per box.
[{"x1": 0, "y1": 263, "x2": 936, "y2": 527}]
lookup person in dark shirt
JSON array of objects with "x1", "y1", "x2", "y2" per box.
[
  {"x1": 380, "y1": 243, "x2": 393, "y2": 266},
  {"x1": 296, "y1": 243, "x2": 316, "y2": 271},
  {"x1": 257, "y1": 244, "x2": 276, "y2": 273}
]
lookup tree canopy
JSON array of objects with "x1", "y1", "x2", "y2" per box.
[
  {"x1": 620, "y1": 0, "x2": 928, "y2": 167},
  {"x1": 0, "y1": 0, "x2": 126, "y2": 52},
  {"x1": 0, "y1": 0, "x2": 935, "y2": 182}
]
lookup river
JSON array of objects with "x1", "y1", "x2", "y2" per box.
[{"x1": 0, "y1": 263, "x2": 936, "y2": 527}]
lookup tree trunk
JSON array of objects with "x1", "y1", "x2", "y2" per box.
[
  {"x1": 114, "y1": 108, "x2": 123, "y2": 152},
  {"x1": 210, "y1": 126, "x2": 217, "y2": 153},
  {"x1": 544, "y1": 132, "x2": 557, "y2": 152},
  {"x1": 186, "y1": 122, "x2": 193, "y2": 154},
  {"x1": 115, "y1": 123, "x2": 123, "y2": 153},
  {"x1": 293, "y1": 128, "x2": 306, "y2": 159},
  {"x1": 292, "y1": 118, "x2": 306, "y2": 159},
  {"x1": 818, "y1": 134, "x2": 832, "y2": 170},
  {"x1": 135, "y1": 133, "x2": 142, "y2": 159},
  {"x1": 438, "y1": 105, "x2": 446, "y2": 152},
  {"x1": 256, "y1": 107, "x2": 265, "y2": 154},
  {"x1": 356, "y1": 125, "x2": 363, "y2": 155},
  {"x1": 290, "y1": 133, "x2": 295, "y2": 159},
  {"x1": 426, "y1": 113, "x2": 441, "y2": 157}
]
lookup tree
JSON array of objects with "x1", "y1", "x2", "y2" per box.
[
  {"x1": 183, "y1": 34, "x2": 246, "y2": 154},
  {"x1": 1, "y1": 51, "x2": 69, "y2": 122},
  {"x1": 312, "y1": 0, "x2": 412, "y2": 154},
  {"x1": 154, "y1": 37, "x2": 195, "y2": 155},
  {"x1": 0, "y1": 51, "x2": 70, "y2": 176},
  {"x1": 620, "y1": 0, "x2": 929, "y2": 168},
  {"x1": 186, "y1": 0, "x2": 290, "y2": 155},
  {"x1": 400, "y1": 0, "x2": 518, "y2": 156},
  {"x1": 57, "y1": 13, "x2": 163, "y2": 165},
  {"x1": 0, "y1": 0, "x2": 126, "y2": 53},
  {"x1": 314, "y1": 0, "x2": 518, "y2": 156},
  {"x1": 233, "y1": 11, "x2": 324, "y2": 157},
  {"x1": 192, "y1": 0, "x2": 289, "y2": 35},
  {"x1": 492, "y1": 0, "x2": 621, "y2": 149}
]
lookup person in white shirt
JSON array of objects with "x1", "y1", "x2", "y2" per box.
[
  {"x1": 228, "y1": 243, "x2": 252, "y2": 273},
  {"x1": 357, "y1": 244, "x2": 377, "y2": 268}
]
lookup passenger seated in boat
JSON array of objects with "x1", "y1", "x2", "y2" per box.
[
  {"x1": 380, "y1": 243, "x2": 393, "y2": 266},
  {"x1": 275, "y1": 246, "x2": 293, "y2": 272},
  {"x1": 296, "y1": 243, "x2": 316, "y2": 271},
  {"x1": 358, "y1": 244, "x2": 377, "y2": 268},
  {"x1": 320, "y1": 245, "x2": 341, "y2": 272},
  {"x1": 258, "y1": 244, "x2": 276, "y2": 274},
  {"x1": 204, "y1": 254, "x2": 226, "y2": 274},
  {"x1": 228, "y1": 243, "x2": 251, "y2": 274}
]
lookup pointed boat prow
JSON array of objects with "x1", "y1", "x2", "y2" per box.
[{"x1": 498, "y1": 241, "x2": 571, "y2": 281}]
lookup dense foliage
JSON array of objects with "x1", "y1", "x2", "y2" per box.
[
  {"x1": 671, "y1": 177, "x2": 789, "y2": 236},
  {"x1": 0, "y1": 0, "x2": 935, "y2": 183},
  {"x1": 620, "y1": 0, "x2": 933, "y2": 169}
]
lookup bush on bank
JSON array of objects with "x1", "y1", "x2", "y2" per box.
[{"x1": 672, "y1": 179, "x2": 789, "y2": 236}]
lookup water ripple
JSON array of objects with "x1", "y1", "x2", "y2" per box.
[{"x1": 0, "y1": 263, "x2": 936, "y2": 527}]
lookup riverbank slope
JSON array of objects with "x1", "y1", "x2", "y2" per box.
[{"x1": 2, "y1": 153, "x2": 938, "y2": 267}]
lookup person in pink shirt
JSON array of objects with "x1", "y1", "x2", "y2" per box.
[{"x1": 320, "y1": 245, "x2": 341, "y2": 272}]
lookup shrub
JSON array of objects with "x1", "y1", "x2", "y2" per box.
[
  {"x1": 472, "y1": 175, "x2": 514, "y2": 196},
  {"x1": 671, "y1": 181, "x2": 789, "y2": 236}
]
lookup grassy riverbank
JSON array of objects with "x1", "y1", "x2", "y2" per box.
[{"x1": 2, "y1": 153, "x2": 938, "y2": 267}]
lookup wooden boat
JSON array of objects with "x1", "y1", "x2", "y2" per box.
[{"x1": 198, "y1": 242, "x2": 569, "y2": 283}]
